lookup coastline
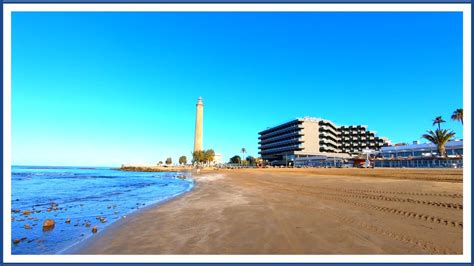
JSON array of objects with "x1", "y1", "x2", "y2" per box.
[
  {"x1": 70, "y1": 168, "x2": 463, "y2": 254},
  {"x1": 119, "y1": 165, "x2": 193, "y2": 172},
  {"x1": 58, "y1": 172, "x2": 196, "y2": 254}
]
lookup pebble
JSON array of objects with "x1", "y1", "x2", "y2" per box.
[
  {"x1": 92, "y1": 226, "x2": 98, "y2": 233},
  {"x1": 65, "y1": 218, "x2": 71, "y2": 224},
  {"x1": 24, "y1": 224, "x2": 31, "y2": 230},
  {"x1": 42, "y1": 219, "x2": 55, "y2": 231},
  {"x1": 13, "y1": 239, "x2": 20, "y2": 245}
]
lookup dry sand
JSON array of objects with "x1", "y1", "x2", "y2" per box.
[{"x1": 71, "y1": 168, "x2": 463, "y2": 255}]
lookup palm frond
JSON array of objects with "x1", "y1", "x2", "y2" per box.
[
  {"x1": 421, "y1": 129, "x2": 455, "y2": 157},
  {"x1": 432, "y1": 116, "x2": 446, "y2": 126},
  {"x1": 451, "y1": 108, "x2": 463, "y2": 122}
]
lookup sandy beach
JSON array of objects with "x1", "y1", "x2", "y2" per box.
[{"x1": 71, "y1": 168, "x2": 463, "y2": 255}]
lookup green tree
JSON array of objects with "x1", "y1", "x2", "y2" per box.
[
  {"x1": 230, "y1": 155, "x2": 241, "y2": 164},
  {"x1": 451, "y1": 108, "x2": 463, "y2": 125},
  {"x1": 192, "y1": 149, "x2": 216, "y2": 166},
  {"x1": 165, "y1": 157, "x2": 172, "y2": 165},
  {"x1": 432, "y1": 116, "x2": 446, "y2": 130},
  {"x1": 422, "y1": 129, "x2": 456, "y2": 157},
  {"x1": 192, "y1": 150, "x2": 205, "y2": 164},
  {"x1": 246, "y1": 156, "x2": 256, "y2": 165},
  {"x1": 179, "y1": 155, "x2": 187, "y2": 165},
  {"x1": 158, "y1": 161, "x2": 163, "y2": 165},
  {"x1": 204, "y1": 149, "x2": 215, "y2": 164}
]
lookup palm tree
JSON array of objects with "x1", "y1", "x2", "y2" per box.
[
  {"x1": 241, "y1": 148, "x2": 246, "y2": 165},
  {"x1": 451, "y1": 108, "x2": 463, "y2": 125},
  {"x1": 432, "y1": 116, "x2": 446, "y2": 130},
  {"x1": 422, "y1": 129, "x2": 455, "y2": 157}
]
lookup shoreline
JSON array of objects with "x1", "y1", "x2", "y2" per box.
[
  {"x1": 58, "y1": 173, "x2": 197, "y2": 254},
  {"x1": 71, "y1": 168, "x2": 462, "y2": 254},
  {"x1": 119, "y1": 165, "x2": 193, "y2": 172}
]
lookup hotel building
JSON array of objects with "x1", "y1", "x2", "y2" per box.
[
  {"x1": 258, "y1": 117, "x2": 390, "y2": 165},
  {"x1": 374, "y1": 140, "x2": 463, "y2": 168},
  {"x1": 339, "y1": 125, "x2": 389, "y2": 154}
]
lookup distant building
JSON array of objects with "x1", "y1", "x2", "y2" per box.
[
  {"x1": 378, "y1": 140, "x2": 463, "y2": 158},
  {"x1": 374, "y1": 140, "x2": 463, "y2": 168},
  {"x1": 213, "y1": 153, "x2": 222, "y2": 164},
  {"x1": 258, "y1": 117, "x2": 390, "y2": 166}
]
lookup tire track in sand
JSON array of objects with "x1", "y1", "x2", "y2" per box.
[
  {"x1": 238, "y1": 175, "x2": 460, "y2": 254},
  {"x1": 248, "y1": 178, "x2": 463, "y2": 230},
  {"x1": 332, "y1": 214, "x2": 458, "y2": 254},
  {"x1": 255, "y1": 178, "x2": 463, "y2": 210}
]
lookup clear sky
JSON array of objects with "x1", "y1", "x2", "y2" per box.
[{"x1": 12, "y1": 12, "x2": 463, "y2": 166}]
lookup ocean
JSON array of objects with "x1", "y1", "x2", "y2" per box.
[{"x1": 10, "y1": 166, "x2": 194, "y2": 254}]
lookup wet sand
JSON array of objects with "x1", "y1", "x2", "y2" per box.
[{"x1": 71, "y1": 168, "x2": 463, "y2": 254}]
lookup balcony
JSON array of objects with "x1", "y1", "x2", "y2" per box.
[
  {"x1": 259, "y1": 124, "x2": 304, "y2": 139},
  {"x1": 259, "y1": 138, "x2": 303, "y2": 149},
  {"x1": 319, "y1": 133, "x2": 338, "y2": 142},
  {"x1": 320, "y1": 125, "x2": 338, "y2": 135},
  {"x1": 259, "y1": 132, "x2": 303, "y2": 145},
  {"x1": 319, "y1": 139, "x2": 338, "y2": 147},
  {"x1": 260, "y1": 145, "x2": 302, "y2": 155}
]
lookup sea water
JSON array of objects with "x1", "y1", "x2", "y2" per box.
[{"x1": 10, "y1": 166, "x2": 194, "y2": 254}]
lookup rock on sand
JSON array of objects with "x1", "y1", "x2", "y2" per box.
[{"x1": 42, "y1": 219, "x2": 55, "y2": 231}]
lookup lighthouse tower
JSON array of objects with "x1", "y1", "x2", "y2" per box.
[{"x1": 194, "y1": 97, "x2": 204, "y2": 152}]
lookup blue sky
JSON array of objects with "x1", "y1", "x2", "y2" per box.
[{"x1": 12, "y1": 12, "x2": 463, "y2": 166}]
